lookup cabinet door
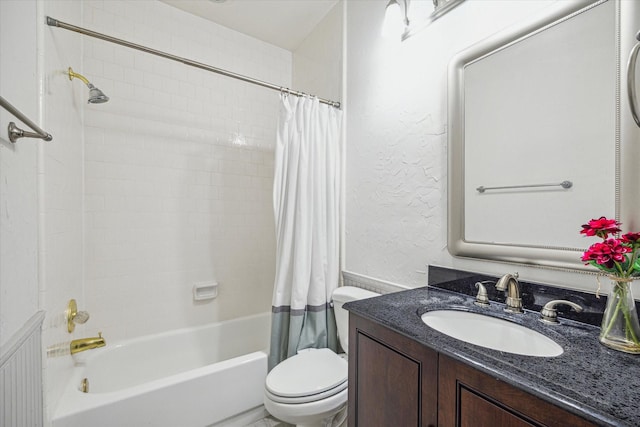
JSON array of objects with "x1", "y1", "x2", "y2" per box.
[
  {"x1": 348, "y1": 314, "x2": 438, "y2": 427},
  {"x1": 459, "y1": 388, "x2": 536, "y2": 427},
  {"x1": 438, "y1": 354, "x2": 597, "y2": 427}
]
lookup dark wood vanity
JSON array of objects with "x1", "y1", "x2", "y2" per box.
[{"x1": 348, "y1": 313, "x2": 597, "y2": 427}]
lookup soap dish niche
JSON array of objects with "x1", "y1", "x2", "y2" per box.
[{"x1": 193, "y1": 281, "x2": 219, "y2": 301}]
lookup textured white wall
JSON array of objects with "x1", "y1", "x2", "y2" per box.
[
  {"x1": 344, "y1": 0, "x2": 612, "y2": 292},
  {"x1": 0, "y1": 0, "x2": 40, "y2": 348},
  {"x1": 79, "y1": 0, "x2": 286, "y2": 342}
]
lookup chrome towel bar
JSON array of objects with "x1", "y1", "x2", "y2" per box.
[
  {"x1": 0, "y1": 96, "x2": 52, "y2": 143},
  {"x1": 476, "y1": 180, "x2": 573, "y2": 193}
]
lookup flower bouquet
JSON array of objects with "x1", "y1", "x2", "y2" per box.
[{"x1": 581, "y1": 217, "x2": 640, "y2": 353}]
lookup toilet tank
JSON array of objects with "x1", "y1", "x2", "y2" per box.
[{"x1": 332, "y1": 286, "x2": 380, "y2": 354}]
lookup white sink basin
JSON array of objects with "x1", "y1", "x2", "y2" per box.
[{"x1": 421, "y1": 310, "x2": 563, "y2": 357}]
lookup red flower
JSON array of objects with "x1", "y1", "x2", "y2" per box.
[
  {"x1": 582, "y1": 239, "x2": 631, "y2": 269},
  {"x1": 622, "y1": 232, "x2": 640, "y2": 245},
  {"x1": 580, "y1": 217, "x2": 621, "y2": 238}
]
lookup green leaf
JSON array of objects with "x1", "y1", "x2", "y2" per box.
[
  {"x1": 589, "y1": 260, "x2": 614, "y2": 274},
  {"x1": 621, "y1": 259, "x2": 631, "y2": 273}
]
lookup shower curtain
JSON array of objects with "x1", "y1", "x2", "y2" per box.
[{"x1": 268, "y1": 94, "x2": 343, "y2": 370}]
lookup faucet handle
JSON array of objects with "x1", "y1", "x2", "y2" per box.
[
  {"x1": 75, "y1": 310, "x2": 90, "y2": 324},
  {"x1": 66, "y1": 299, "x2": 91, "y2": 333},
  {"x1": 474, "y1": 281, "x2": 492, "y2": 307},
  {"x1": 540, "y1": 300, "x2": 583, "y2": 324}
]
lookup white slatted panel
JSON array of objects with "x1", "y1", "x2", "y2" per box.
[{"x1": 0, "y1": 311, "x2": 45, "y2": 427}]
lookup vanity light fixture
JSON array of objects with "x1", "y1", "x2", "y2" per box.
[
  {"x1": 401, "y1": 0, "x2": 466, "y2": 41},
  {"x1": 382, "y1": 0, "x2": 409, "y2": 40},
  {"x1": 431, "y1": 0, "x2": 466, "y2": 20}
]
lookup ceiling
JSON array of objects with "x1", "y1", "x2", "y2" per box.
[{"x1": 159, "y1": 0, "x2": 340, "y2": 51}]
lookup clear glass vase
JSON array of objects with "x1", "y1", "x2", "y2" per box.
[{"x1": 599, "y1": 276, "x2": 640, "y2": 354}]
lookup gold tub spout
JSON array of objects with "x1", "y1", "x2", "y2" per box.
[{"x1": 70, "y1": 332, "x2": 106, "y2": 355}]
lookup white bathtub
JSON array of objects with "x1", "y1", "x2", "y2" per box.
[{"x1": 52, "y1": 312, "x2": 271, "y2": 427}]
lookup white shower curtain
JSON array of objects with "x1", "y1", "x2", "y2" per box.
[{"x1": 268, "y1": 94, "x2": 343, "y2": 370}]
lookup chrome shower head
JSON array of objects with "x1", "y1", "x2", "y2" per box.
[
  {"x1": 68, "y1": 67, "x2": 109, "y2": 104},
  {"x1": 87, "y1": 83, "x2": 109, "y2": 104}
]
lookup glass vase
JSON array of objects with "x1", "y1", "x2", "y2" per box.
[{"x1": 599, "y1": 276, "x2": 640, "y2": 354}]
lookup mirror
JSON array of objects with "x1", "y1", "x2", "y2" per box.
[{"x1": 448, "y1": 0, "x2": 620, "y2": 270}]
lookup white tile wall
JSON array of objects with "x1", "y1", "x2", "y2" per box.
[
  {"x1": 0, "y1": 3, "x2": 42, "y2": 425},
  {"x1": 0, "y1": 0, "x2": 39, "y2": 350},
  {"x1": 41, "y1": 0, "x2": 86, "y2": 421},
  {"x1": 79, "y1": 0, "x2": 288, "y2": 342}
]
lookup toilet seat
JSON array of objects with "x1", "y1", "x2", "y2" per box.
[{"x1": 265, "y1": 348, "x2": 347, "y2": 404}]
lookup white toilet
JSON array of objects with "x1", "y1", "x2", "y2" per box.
[{"x1": 264, "y1": 286, "x2": 380, "y2": 427}]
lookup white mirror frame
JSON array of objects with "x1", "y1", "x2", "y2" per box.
[{"x1": 447, "y1": 0, "x2": 620, "y2": 271}]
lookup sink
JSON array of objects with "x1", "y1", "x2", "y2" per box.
[{"x1": 421, "y1": 310, "x2": 563, "y2": 357}]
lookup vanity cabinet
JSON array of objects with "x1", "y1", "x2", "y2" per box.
[
  {"x1": 348, "y1": 313, "x2": 597, "y2": 427},
  {"x1": 348, "y1": 314, "x2": 438, "y2": 427}
]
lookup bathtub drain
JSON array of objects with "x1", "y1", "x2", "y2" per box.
[{"x1": 80, "y1": 378, "x2": 89, "y2": 393}]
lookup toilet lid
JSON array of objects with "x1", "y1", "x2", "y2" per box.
[{"x1": 266, "y1": 348, "x2": 347, "y2": 399}]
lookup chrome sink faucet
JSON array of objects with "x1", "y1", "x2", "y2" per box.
[{"x1": 495, "y1": 273, "x2": 523, "y2": 313}]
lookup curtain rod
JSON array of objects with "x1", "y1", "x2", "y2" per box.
[{"x1": 46, "y1": 17, "x2": 341, "y2": 109}]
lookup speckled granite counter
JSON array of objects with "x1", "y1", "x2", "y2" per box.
[{"x1": 344, "y1": 285, "x2": 640, "y2": 426}]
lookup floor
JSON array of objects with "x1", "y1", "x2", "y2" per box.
[
  {"x1": 245, "y1": 415, "x2": 293, "y2": 427},
  {"x1": 244, "y1": 408, "x2": 348, "y2": 427}
]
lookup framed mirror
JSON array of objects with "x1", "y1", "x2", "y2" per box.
[{"x1": 447, "y1": 0, "x2": 620, "y2": 270}]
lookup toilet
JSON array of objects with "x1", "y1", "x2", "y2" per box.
[{"x1": 264, "y1": 286, "x2": 380, "y2": 427}]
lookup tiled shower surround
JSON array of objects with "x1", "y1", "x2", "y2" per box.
[{"x1": 80, "y1": 0, "x2": 289, "y2": 341}]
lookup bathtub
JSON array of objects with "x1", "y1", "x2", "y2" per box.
[{"x1": 52, "y1": 312, "x2": 271, "y2": 427}]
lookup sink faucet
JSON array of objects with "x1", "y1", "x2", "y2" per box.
[
  {"x1": 70, "y1": 332, "x2": 106, "y2": 355},
  {"x1": 495, "y1": 273, "x2": 523, "y2": 314},
  {"x1": 540, "y1": 300, "x2": 583, "y2": 324}
]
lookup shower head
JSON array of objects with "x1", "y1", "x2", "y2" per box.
[
  {"x1": 68, "y1": 67, "x2": 109, "y2": 104},
  {"x1": 87, "y1": 84, "x2": 109, "y2": 104}
]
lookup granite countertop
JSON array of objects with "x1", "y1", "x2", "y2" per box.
[{"x1": 344, "y1": 285, "x2": 640, "y2": 426}]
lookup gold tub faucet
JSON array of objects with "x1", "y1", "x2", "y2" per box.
[{"x1": 70, "y1": 332, "x2": 106, "y2": 355}]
